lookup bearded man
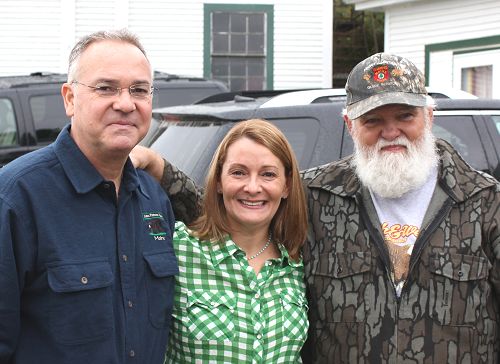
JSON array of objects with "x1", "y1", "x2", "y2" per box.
[
  {"x1": 130, "y1": 53, "x2": 500, "y2": 364},
  {"x1": 301, "y1": 53, "x2": 500, "y2": 363}
]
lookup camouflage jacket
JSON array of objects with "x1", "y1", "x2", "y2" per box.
[{"x1": 300, "y1": 139, "x2": 500, "y2": 364}]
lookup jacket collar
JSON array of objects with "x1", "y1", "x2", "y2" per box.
[
  {"x1": 305, "y1": 157, "x2": 359, "y2": 197},
  {"x1": 436, "y1": 139, "x2": 497, "y2": 202}
]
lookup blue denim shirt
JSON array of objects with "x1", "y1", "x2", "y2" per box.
[{"x1": 0, "y1": 125, "x2": 178, "y2": 364}]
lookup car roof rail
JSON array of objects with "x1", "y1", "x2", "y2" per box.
[
  {"x1": 435, "y1": 98, "x2": 500, "y2": 110},
  {"x1": 0, "y1": 72, "x2": 68, "y2": 88},
  {"x1": 29, "y1": 71, "x2": 62, "y2": 77},
  {"x1": 153, "y1": 70, "x2": 207, "y2": 82},
  {"x1": 195, "y1": 88, "x2": 313, "y2": 104}
]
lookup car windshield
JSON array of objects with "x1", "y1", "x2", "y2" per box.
[{"x1": 143, "y1": 114, "x2": 324, "y2": 184}]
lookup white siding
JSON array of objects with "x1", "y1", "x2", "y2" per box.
[
  {"x1": 345, "y1": 0, "x2": 420, "y2": 11},
  {"x1": 74, "y1": 0, "x2": 117, "y2": 37},
  {"x1": 128, "y1": 1, "x2": 205, "y2": 77},
  {"x1": 348, "y1": 0, "x2": 500, "y2": 96},
  {"x1": 383, "y1": 0, "x2": 500, "y2": 72},
  {"x1": 0, "y1": 0, "x2": 333, "y2": 89},
  {"x1": 129, "y1": 0, "x2": 334, "y2": 88},
  {"x1": 0, "y1": 0, "x2": 64, "y2": 75},
  {"x1": 274, "y1": 0, "x2": 333, "y2": 88}
]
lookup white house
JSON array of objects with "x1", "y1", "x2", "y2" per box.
[
  {"x1": 344, "y1": 0, "x2": 500, "y2": 98},
  {"x1": 0, "y1": 0, "x2": 333, "y2": 91}
]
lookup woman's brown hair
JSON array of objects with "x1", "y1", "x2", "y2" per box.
[{"x1": 190, "y1": 119, "x2": 307, "y2": 261}]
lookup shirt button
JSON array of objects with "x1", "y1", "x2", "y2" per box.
[
  {"x1": 129, "y1": 350, "x2": 135, "y2": 357},
  {"x1": 81, "y1": 276, "x2": 88, "y2": 284},
  {"x1": 103, "y1": 183, "x2": 111, "y2": 189},
  {"x1": 122, "y1": 254, "x2": 128, "y2": 262},
  {"x1": 128, "y1": 300, "x2": 133, "y2": 308},
  {"x1": 254, "y1": 293, "x2": 260, "y2": 299},
  {"x1": 257, "y1": 333, "x2": 262, "y2": 339}
]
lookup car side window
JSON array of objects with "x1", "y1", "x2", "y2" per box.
[
  {"x1": 432, "y1": 115, "x2": 488, "y2": 171},
  {"x1": 30, "y1": 94, "x2": 69, "y2": 143},
  {"x1": 272, "y1": 118, "x2": 321, "y2": 170},
  {"x1": 0, "y1": 98, "x2": 18, "y2": 147},
  {"x1": 492, "y1": 115, "x2": 500, "y2": 135}
]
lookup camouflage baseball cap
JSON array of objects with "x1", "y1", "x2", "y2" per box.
[{"x1": 345, "y1": 53, "x2": 428, "y2": 119}]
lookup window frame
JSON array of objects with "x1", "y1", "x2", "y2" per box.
[
  {"x1": 424, "y1": 35, "x2": 500, "y2": 98},
  {"x1": 203, "y1": 3, "x2": 274, "y2": 91}
]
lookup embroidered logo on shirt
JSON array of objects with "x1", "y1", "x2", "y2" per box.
[{"x1": 143, "y1": 212, "x2": 167, "y2": 240}]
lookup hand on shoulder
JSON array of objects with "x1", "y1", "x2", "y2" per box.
[{"x1": 130, "y1": 145, "x2": 164, "y2": 182}]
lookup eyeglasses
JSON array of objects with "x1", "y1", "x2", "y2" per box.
[{"x1": 71, "y1": 81, "x2": 154, "y2": 100}]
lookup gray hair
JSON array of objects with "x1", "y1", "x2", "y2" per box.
[{"x1": 67, "y1": 28, "x2": 149, "y2": 82}]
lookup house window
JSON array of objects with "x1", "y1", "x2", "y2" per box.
[
  {"x1": 426, "y1": 36, "x2": 500, "y2": 99},
  {"x1": 205, "y1": 5, "x2": 273, "y2": 92},
  {"x1": 450, "y1": 46, "x2": 500, "y2": 98},
  {"x1": 461, "y1": 65, "x2": 492, "y2": 98}
]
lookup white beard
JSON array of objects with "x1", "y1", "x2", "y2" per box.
[{"x1": 351, "y1": 126, "x2": 439, "y2": 198}]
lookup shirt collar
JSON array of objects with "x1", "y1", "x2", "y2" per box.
[
  {"x1": 53, "y1": 124, "x2": 146, "y2": 197},
  {"x1": 209, "y1": 234, "x2": 302, "y2": 267},
  {"x1": 275, "y1": 243, "x2": 303, "y2": 267},
  {"x1": 209, "y1": 235, "x2": 241, "y2": 266}
]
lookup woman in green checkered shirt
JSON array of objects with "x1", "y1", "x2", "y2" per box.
[{"x1": 165, "y1": 119, "x2": 309, "y2": 363}]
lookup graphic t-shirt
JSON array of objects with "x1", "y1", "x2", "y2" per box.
[{"x1": 370, "y1": 167, "x2": 438, "y2": 297}]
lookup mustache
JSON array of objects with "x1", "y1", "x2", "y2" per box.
[{"x1": 375, "y1": 136, "x2": 411, "y2": 150}]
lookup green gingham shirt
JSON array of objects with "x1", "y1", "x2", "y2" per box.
[{"x1": 165, "y1": 221, "x2": 308, "y2": 363}]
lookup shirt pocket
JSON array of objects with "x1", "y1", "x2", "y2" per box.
[
  {"x1": 280, "y1": 291, "x2": 309, "y2": 341},
  {"x1": 47, "y1": 259, "x2": 114, "y2": 344},
  {"x1": 428, "y1": 253, "x2": 491, "y2": 326},
  {"x1": 143, "y1": 250, "x2": 179, "y2": 329},
  {"x1": 185, "y1": 291, "x2": 236, "y2": 341},
  {"x1": 310, "y1": 251, "x2": 372, "y2": 323}
]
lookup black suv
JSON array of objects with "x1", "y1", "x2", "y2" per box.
[
  {"x1": 0, "y1": 71, "x2": 228, "y2": 166},
  {"x1": 144, "y1": 90, "x2": 500, "y2": 184}
]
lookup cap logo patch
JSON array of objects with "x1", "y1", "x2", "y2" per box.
[{"x1": 373, "y1": 65, "x2": 389, "y2": 83}]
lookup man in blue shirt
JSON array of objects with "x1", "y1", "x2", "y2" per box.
[{"x1": 0, "y1": 29, "x2": 178, "y2": 364}]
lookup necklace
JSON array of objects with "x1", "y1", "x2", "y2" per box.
[{"x1": 247, "y1": 234, "x2": 272, "y2": 260}]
